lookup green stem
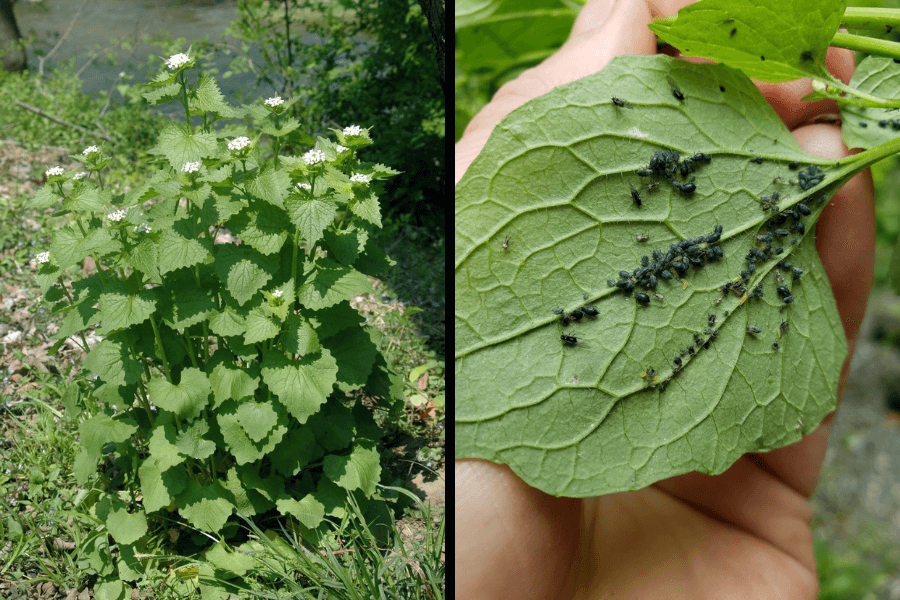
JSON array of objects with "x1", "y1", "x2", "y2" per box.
[
  {"x1": 149, "y1": 315, "x2": 171, "y2": 381},
  {"x1": 179, "y1": 72, "x2": 194, "y2": 135},
  {"x1": 96, "y1": 172, "x2": 104, "y2": 191},
  {"x1": 182, "y1": 334, "x2": 199, "y2": 368},
  {"x1": 841, "y1": 7, "x2": 900, "y2": 31},
  {"x1": 831, "y1": 31, "x2": 900, "y2": 61},
  {"x1": 291, "y1": 226, "x2": 300, "y2": 288}
]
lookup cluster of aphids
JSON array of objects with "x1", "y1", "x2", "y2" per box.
[
  {"x1": 555, "y1": 304, "x2": 599, "y2": 328},
  {"x1": 646, "y1": 326, "x2": 722, "y2": 393},
  {"x1": 875, "y1": 119, "x2": 900, "y2": 130},
  {"x1": 606, "y1": 224, "x2": 724, "y2": 307},
  {"x1": 790, "y1": 162, "x2": 825, "y2": 191},
  {"x1": 635, "y1": 149, "x2": 711, "y2": 199}
]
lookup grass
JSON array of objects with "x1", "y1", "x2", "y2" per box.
[{"x1": 0, "y1": 57, "x2": 444, "y2": 598}]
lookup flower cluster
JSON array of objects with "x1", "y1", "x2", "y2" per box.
[
  {"x1": 343, "y1": 125, "x2": 363, "y2": 136},
  {"x1": 303, "y1": 148, "x2": 326, "y2": 165},
  {"x1": 166, "y1": 53, "x2": 191, "y2": 70},
  {"x1": 134, "y1": 223, "x2": 152, "y2": 234},
  {"x1": 335, "y1": 145, "x2": 348, "y2": 153},
  {"x1": 228, "y1": 136, "x2": 251, "y2": 151},
  {"x1": 264, "y1": 96, "x2": 284, "y2": 107},
  {"x1": 271, "y1": 289, "x2": 283, "y2": 298},
  {"x1": 83, "y1": 145, "x2": 101, "y2": 156},
  {"x1": 36, "y1": 251, "x2": 50, "y2": 264},
  {"x1": 350, "y1": 173, "x2": 371, "y2": 184},
  {"x1": 45, "y1": 166, "x2": 64, "y2": 177},
  {"x1": 107, "y1": 209, "x2": 127, "y2": 222},
  {"x1": 182, "y1": 161, "x2": 201, "y2": 173},
  {"x1": 73, "y1": 172, "x2": 87, "y2": 181},
  {"x1": 296, "y1": 182, "x2": 311, "y2": 191}
]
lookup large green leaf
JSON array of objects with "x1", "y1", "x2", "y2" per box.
[
  {"x1": 150, "y1": 123, "x2": 219, "y2": 170},
  {"x1": 148, "y1": 368, "x2": 212, "y2": 421},
  {"x1": 189, "y1": 73, "x2": 239, "y2": 118},
  {"x1": 175, "y1": 479, "x2": 234, "y2": 534},
  {"x1": 455, "y1": 55, "x2": 848, "y2": 497},
  {"x1": 323, "y1": 443, "x2": 381, "y2": 497},
  {"x1": 284, "y1": 194, "x2": 338, "y2": 246},
  {"x1": 156, "y1": 218, "x2": 213, "y2": 276},
  {"x1": 649, "y1": 0, "x2": 844, "y2": 83},
  {"x1": 73, "y1": 411, "x2": 138, "y2": 484},
  {"x1": 296, "y1": 258, "x2": 371, "y2": 310},
  {"x1": 217, "y1": 400, "x2": 288, "y2": 464},
  {"x1": 260, "y1": 350, "x2": 338, "y2": 424},
  {"x1": 97, "y1": 283, "x2": 158, "y2": 334},
  {"x1": 275, "y1": 495, "x2": 325, "y2": 530}
]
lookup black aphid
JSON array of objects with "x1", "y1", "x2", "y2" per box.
[
  {"x1": 647, "y1": 274, "x2": 658, "y2": 288},
  {"x1": 880, "y1": 120, "x2": 889, "y2": 128},
  {"x1": 730, "y1": 28, "x2": 737, "y2": 38},
  {"x1": 629, "y1": 183, "x2": 642, "y2": 208},
  {"x1": 757, "y1": 233, "x2": 773, "y2": 243},
  {"x1": 660, "y1": 270, "x2": 674, "y2": 280},
  {"x1": 692, "y1": 152, "x2": 712, "y2": 163},
  {"x1": 773, "y1": 247, "x2": 783, "y2": 255},
  {"x1": 723, "y1": 310, "x2": 729, "y2": 316},
  {"x1": 561, "y1": 334, "x2": 577, "y2": 346},
  {"x1": 553, "y1": 308, "x2": 564, "y2": 315},
  {"x1": 637, "y1": 168, "x2": 652, "y2": 177},
  {"x1": 693, "y1": 331, "x2": 701, "y2": 341},
  {"x1": 796, "y1": 203, "x2": 811, "y2": 216},
  {"x1": 792, "y1": 267, "x2": 804, "y2": 280},
  {"x1": 561, "y1": 315, "x2": 571, "y2": 326},
  {"x1": 780, "y1": 321, "x2": 790, "y2": 335},
  {"x1": 708, "y1": 314, "x2": 716, "y2": 326},
  {"x1": 750, "y1": 156, "x2": 763, "y2": 164},
  {"x1": 688, "y1": 346, "x2": 696, "y2": 356},
  {"x1": 795, "y1": 222, "x2": 806, "y2": 235},
  {"x1": 673, "y1": 356, "x2": 682, "y2": 367},
  {"x1": 641, "y1": 255, "x2": 650, "y2": 267},
  {"x1": 783, "y1": 296, "x2": 794, "y2": 304},
  {"x1": 860, "y1": 122, "x2": 868, "y2": 128},
  {"x1": 571, "y1": 309, "x2": 584, "y2": 320},
  {"x1": 612, "y1": 97, "x2": 632, "y2": 109},
  {"x1": 748, "y1": 263, "x2": 756, "y2": 274},
  {"x1": 772, "y1": 342, "x2": 780, "y2": 350},
  {"x1": 660, "y1": 380, "x2": 668, "y2": 393},
  {"x1": 619, "y1": 270, "x2": 632, "y2": 279},
  {"x1": 788, "y1": 162, "x2": 800, "y2": 170},
  {"x1": 678, "y1": 182, "x2": 696, "y2": 195},
  {"x1": 582, "y1": 305, "x2": 599, "y2": 317},
  {"x1": 635, "y1": 292, "x2": 650, "y2": 305},
  {"x1": 703, "y1": 339, "x2": 711, "y2": 349},
  {"x1": 667, "y1": 75, "x2": 685, "y2": 101},
  {"x1": 776, "y1": 285, "x2": 791, "y2": 298},
  {"x1": 791, "y1": 238, "x2": 799, "y2": 245},
  {"x1": 800, "y1": 50, "x2": 813, "y2": 62},
  {"x1": 642, "y1": 367, "x2": 656, "y2": 381},
  {"x1": 607, "y1": 279, "x2": 616, "y2": 287},
  {"x1": 760, "y1": 55, "x2": 766, "y2": 61},
  {"x1": 740, "y1": 269, "x2": 750, "y2": 281}
]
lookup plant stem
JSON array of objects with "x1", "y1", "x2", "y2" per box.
[
  {"x1": 96, "y1": 172, "x2": 104, "y2": 191},
  {"x1": 57, "y1": 277, "x2": 92, "y2": 351},
  {"x1": 149, "y1": 315, "x2": 171, "y2": 381},
  {"x1": 841, "y1": 7, "x2": 900, "y2": 31},
  {"x1": 179, "y1": 72, "x2": 193, "y2": 135},
  {"x1": 831, "y1": 31, "x2": 900, "y2": 61}
]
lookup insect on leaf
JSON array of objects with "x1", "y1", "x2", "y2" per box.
[{"x1": 455, "y1": 55, "x2": 847, "y2": 497}]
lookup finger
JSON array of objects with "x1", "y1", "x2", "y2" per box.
[{"x1": 456, "y1": 459, "x2": 581, "y2": 600}]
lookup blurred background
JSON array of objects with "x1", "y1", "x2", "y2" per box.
[{"x1": 455, "y1": 1, "x2": 900, "y2": 597}]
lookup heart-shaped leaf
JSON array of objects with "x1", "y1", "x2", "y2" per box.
[{"x1": 455, "y1": 55, "x2": 848, "y2": 497}]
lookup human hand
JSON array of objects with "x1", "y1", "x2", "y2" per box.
[{"x1": 455, "y1": 1, "x2": 874, "y2": 598}]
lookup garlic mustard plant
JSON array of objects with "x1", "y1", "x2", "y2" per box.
[{"x1": 32, "y1": 53, "x2": 401, "y2": 588}]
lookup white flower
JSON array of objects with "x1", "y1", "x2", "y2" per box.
[
  {"x1": 335, "y1": 145, "x2": 348, "y2": 153},
  {"x1": 342, "y1": 125, "x2": 363, "y2": 136},
  {"x1": 107, "y1": 209, "x2": 127, "y2": 222},
  {"x1": 182, "y1": 161, "x2": 201, "y2": 173},
  {"x1": 134, "y1": 223, "x2": 152, "y2": 233},
  {"x1": 228, "y1": 136, "x2": 251, "y2": 151},
  {"x1": 82, "y1": 145, "x2": 100, "y2": 156},
  {"x1": 36, "y1": 251, "x2": 50, "y2": 264},
  {"x1": 303, "y1": 148, "x2": 326, "y2": 165},
  {"x1": 350, "y1": 173, "x2": 371, "y2": 184},
  {"x1": 73, "y1": 172, "x2": 87, "y2": 181},
  {"x1": 166, "y1": 53, "x2": 191, "y2": 70},
  {"x1": 272, "y1": 289, "x2": 283, "y2": 298},
  {"x1": 45, "y1": 166, "x2": 64, "y2": 177},
  {"x1": 264, "y1": 96, "x2": 284, "y2": 107},
  {"x1": 296, "y1": 182, "x2": 311, "y2": 191}
]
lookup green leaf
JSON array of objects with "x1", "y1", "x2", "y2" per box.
[
  {"x1": 349, "y1": 193, "x2": 382, "y2": 228},
  {"x1": 156, "y1": 218, "x2": 213, "y2": 276},
  {"x1": 143, "y1": 82, "x2": 181, "y2": 105},
  {"x1": 205, "y1": 542, "x2": 257, "y2": 577},
  {"x1": 236, "y1": 401, "x2": 279, "y2": 443},
  {"x1": 304, "y1": 303, "x2": 364, "y2": 340},
  {"x1": 323, "y1": 443, "x2": 381, "y2": 497},
  {"x1": 262, "y1": 117, "x2": 300, "y2": 138},
  {"x1": 649, "y1": 0, "x2": 843, "y2": 83},
  {"x1": 175, "y1": 419, "x2": 217, "y2": 460},
  {"x1": 208, "y1": 306, "x2": 247, "y2": 337},
  {"x1": 215, "y1": 245, "x2": 274, "y2": 306},
  {"x1": 150, "y1": 122, "x2": 219, "y2": 170},
  {"x1": 247, "y1": 165, "x2": 291, "y2": 208},
  {"x1": 97, "y1": 283, "x2": 158, "y2": 334},
  {"x1": 841, "y1": 56, "x2": 900, "y2": 151},
  {"x1": 147, "y1": 419, "x2": 189, "y2": 471},
  {"x1": 280, "y1": 314, "x2": 320, "y2": 355},
  {"x1": 51, "y1": 225, "x2": 115, "y2": 271},
  {"x1": 243, "y1": 307, "x2": 280, "y2": 345},
  {"x1": 284, "y1": 194, "x2": 338, "y2": 246},
  {"x1": 94, "y1": 579, "x2": 125, "y2": 600},
  {"x1": 229, "y1": 201, "x2": 290, "y2": 255},
  {"x1": 217, "y1": 400, "x2": 288, "y2": 464},
  {"x1": 455, "y1": 55, "x2": 847, "y2": 497},
  {"x1": 189, "y1": 73, "x2": 239, "y2": 118},
  {"x1": 139, "y1": 457, "x2": 187, "y2": 513},
  {"x1": 74, "y1": 411, "x2": 138, "y2": 484},
  {"x1": 269, "y1": 427, "x2": 317, "y2": 477},
  {"x1": 126, "y1": 235, "x2": 160, "y2": 281},
  {"x1": 66, "y1": 183, "x2": 110, "y2": 213},
  {"x1": 275, "y1": 495, "x2": 325, "y2": 530},
  {"x1": 208, "y1": 361, "x2": 260, "y2": 407},
  {"x1": 84, "y1": 338, "x2": 143, "y2": 387},
  {"x1": 297, "y1": 258, "x2": 371, "y2": 309},
  {"x1": 105, "y1": 505, "x2": 148, "y2": 545},
  {"x1": 260, "y1": 350, "x2": 338, "y2": 424},
  {"x1": 323, "y1": 325, "x2": 377, "y2": 392},
  {"x1": 322, "y1": 227, "x2": 361, "y2": 265},
  {"x1": 175, "y1": 479, "x2": 234, "y2": 534},
  {"x1": 161, "y1": 285, "x2": 217, "y2": 330},
  {"x1": 148, "y1": 368, "x2": 211, "y2": 420},
  {"x1": 223, "y1": 467, "x2": 273, "y2": 517},
  {"x1": 32, "y1": 183, "x2": 59, "y2": 209}
]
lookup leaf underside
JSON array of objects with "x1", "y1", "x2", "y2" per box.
[{"x1": 455, "y1": 55, "x2": 847, "y2": 497}]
